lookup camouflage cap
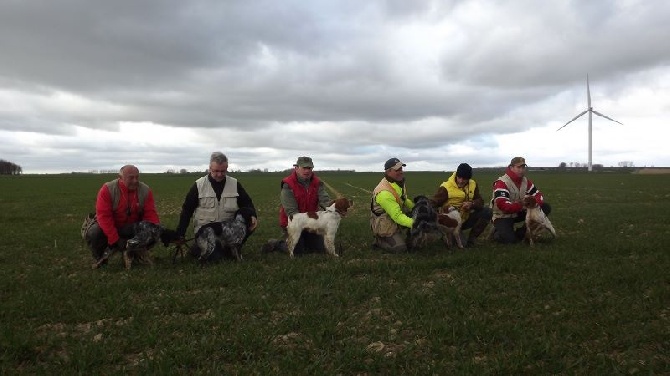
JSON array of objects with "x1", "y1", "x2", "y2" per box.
[{"x1": 294, "y1": 156, "x2": 314, "y2": 168}]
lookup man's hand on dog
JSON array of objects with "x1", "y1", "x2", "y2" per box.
[{"x1": 248, "y1": 216, "x2": 258, "y2": 232}]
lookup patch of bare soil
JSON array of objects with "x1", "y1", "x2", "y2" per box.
[{"x1": 635, "y1": 168, "x2": 670, "y2": 175}]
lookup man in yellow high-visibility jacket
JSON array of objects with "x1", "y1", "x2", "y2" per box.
[
  {"x1": 430, "y1": 163, "x2": 492, "y2": 247},
  {"x1": 370, "y1": 158, "x2": 416, "y2": 252}
]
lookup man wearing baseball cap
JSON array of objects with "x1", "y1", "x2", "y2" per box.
[
  {"x1": 429, "y1": 162, "x2": 492, "y2": 247},
  {"x1": 491, "y1": 157, "x2": 552, "y2": 243},
  {"x1": 370, "y1": 157, "x2": 415, "y2": 252},
  {"x1": 263, "y1": 156, "x2": 332, "y2": 255}
]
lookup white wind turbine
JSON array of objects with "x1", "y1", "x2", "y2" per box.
[{"x1": 557, "y1": 74, "x2": 623, "y2": 171}]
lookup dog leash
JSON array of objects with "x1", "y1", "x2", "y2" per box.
[{"x1": 170, "y1": 237, "x2": 194, "y2": 263}]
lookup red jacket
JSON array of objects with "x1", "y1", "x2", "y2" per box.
[
  {"x1": 95, "y1": 180, "x2": 160, "y2": 245},
  {"x1": 492, "y1": 167, "x2": 545, "y2": 214},
  {"x1": 279, "y1": 171, "x2": 321, "y2": 228}
]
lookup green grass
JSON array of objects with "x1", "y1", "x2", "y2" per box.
[{"x1": 1, "y1": 171, "x2": 669, "y2": 374}]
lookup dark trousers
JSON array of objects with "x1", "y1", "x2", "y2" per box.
[
  {"x1": 281, "y1": 228, "x2": 325, "y2": 256},
  {"x1": 461, "y1": 207, "x2": 493, "y2": 241},
  {"x1": 493, "y1": 203, "x2": 552, "y2": 244},
  {"x1": 85, "y1": 223, "x2": 137, "y2": 259}
]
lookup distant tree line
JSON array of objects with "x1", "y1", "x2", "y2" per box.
[
  {"x1": 559, "y1": 161, "x2": 635, "y2": 169},
  {"x1": 0, "y1": 159, "x2": 22, "y2": 175}
]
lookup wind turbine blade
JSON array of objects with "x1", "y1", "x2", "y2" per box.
[
  {"x1": 587, "y1": 74, "x2": 591, "y2": 108},
  {"x1": 592, "y1": 110, "x2": 623, "y2": 125},
  {"x1": 556, "y1": 110, "x2": 588, "y2": 131}
]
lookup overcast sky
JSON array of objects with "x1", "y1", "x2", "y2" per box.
[{"x1": 1, "y1": 0, "x2": 669, "y2": 174}]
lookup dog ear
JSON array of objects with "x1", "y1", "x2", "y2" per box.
[
  {"x1": 523, "y1": 196, "x2": 536, "y2": 207},
  {"x1": 437, "y1": 213, "x2": 459, "y2": 228}
]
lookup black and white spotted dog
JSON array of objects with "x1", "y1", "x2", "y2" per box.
[
  {"x1": 194, "y1": 207, "x2": 255, "y2": 262},
  {"x1": 407, "y1": 195, "x2": 439, "y2": 250},
  {"x1": 100, "y1": 221, "x2": 179, "y2": 269}
]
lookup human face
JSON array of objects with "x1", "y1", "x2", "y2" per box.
[
  {"x1": 209, "y1": 162, "x2": 228, "y2": 182},
  {"x1": 120, "y1": 166, "x2": 140, "y2": 191},
  {"x1": 511, "y1": 163, "x2": 527, "y2": 177},
  {"x1": 296, "y1": 165, "x2": 314, "y2": 180},
  {"x1": 386, "y1": 166, "x2": 404, "y2": 182},
  {"x1": 455, "y1": 176, "x2": 469, "y2": 188}
]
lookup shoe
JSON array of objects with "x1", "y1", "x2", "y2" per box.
[
  {"x1": 91, "y1": 256, "x2": 109, "y2": 269},
  {"x1": 92, "y1": 246, "x2": 116, "y2": 268},
  {"x1": 81, "y1": 213, "x2": 97, "y2": 240}
]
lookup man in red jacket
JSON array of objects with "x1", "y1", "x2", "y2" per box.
[
  {"x1": 491, "y1": 157, "x2": 551, "y2": 243},
  {"x1": 263, "y1": 156, "x2": 332, "y2": 255},
  {"x1": 84, "y1": 165, "x2": 160, "y2": 266}
]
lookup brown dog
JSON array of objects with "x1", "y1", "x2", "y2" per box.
[
  {"x1": 523, "y1": 196, "x2": 556, "y2": 246},
  {"x1": 437, "y1": 207, "x2": 464, "y2": 249}
]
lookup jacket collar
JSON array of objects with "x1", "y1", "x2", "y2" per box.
[{"x1": 505, "y1": 167, "x2": 522, "y2": 184}]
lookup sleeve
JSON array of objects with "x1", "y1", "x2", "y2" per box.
[
  {"x1": 176, "y1": 183, "x2": 199, "y2": 237},
  {"x1": 525, "y1": 179, "x2": 545, "y2": 205},
  {"x1": 236, "y1": 182, "x2": 257, "y2": 217},
  {"x1": 317, "y1": 181, "x2": 332, "y2": 209},
  {"x1": 492, "y1": 180, "x2": 523, "y2": 214},
  {"x1": 280, "y1": 182, "x2": 300, "y2": 217},
  {"x1": 95, "y1": 184, "x2": 119, "y2": 246},
  {"x1": 404, "y1": 196, "x2": 415, "y2": 211},
  {"x1": 141, "y1": 190, "x2": 160, "y2": 224},
  {"x1": 376, "y1": 191, "x2": 414, "y2": 228},
  {"x1": 471, "y1": 185, "x2": 484, "y2": 209}
]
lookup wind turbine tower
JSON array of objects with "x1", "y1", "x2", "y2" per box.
[{"x1": 557, "y1": 75, "x2": 623, "y2": 171}]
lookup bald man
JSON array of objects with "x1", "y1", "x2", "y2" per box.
[{"x1": 84, "y1": 165, "x2": 160, "y2": 267}]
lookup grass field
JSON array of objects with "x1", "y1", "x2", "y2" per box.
[{"x1": 1, "y1": 170, "x2": 669, "y2": 374}]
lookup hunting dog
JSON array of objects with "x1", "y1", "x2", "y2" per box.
[
  {"x1": 194, "y1": 207, "x2": 255, "y2": 262},
  {"x1": 523, "y1": 196, "x2": 557, "y2": 247},
  {"x1": 94, "y1": 221, "x2": 179, "y2": 269},
  {"x1": 407, "y1": 195, "x2": 439, "y2": 250},
  {"x1": 286, "y1": 197, "x2": 353, "y2": 258},
  {"x1": 437, "y1": 207, "x2": 464, "y2": 249}
]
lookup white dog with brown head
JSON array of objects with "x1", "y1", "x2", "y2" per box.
[
  {"x1": 523, "y1": 196, "x2": 556, "y2": 246},
  {"x1": 286, "y1": 197, "x2": 353, "y2": 258},
  {"x1": 437, "y1": 206, "x2": 464, "y2": 249}
]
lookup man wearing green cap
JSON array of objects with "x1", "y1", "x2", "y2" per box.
[
  {"x1": 370, "y1": 157, "x2": 416, "y2": 252},
  {"x1": 263, "y1": 156, "x2": 332, "y2": 255},
  {"x1": 491, "y1": 157, "x2": 552, "y2": 243}
]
